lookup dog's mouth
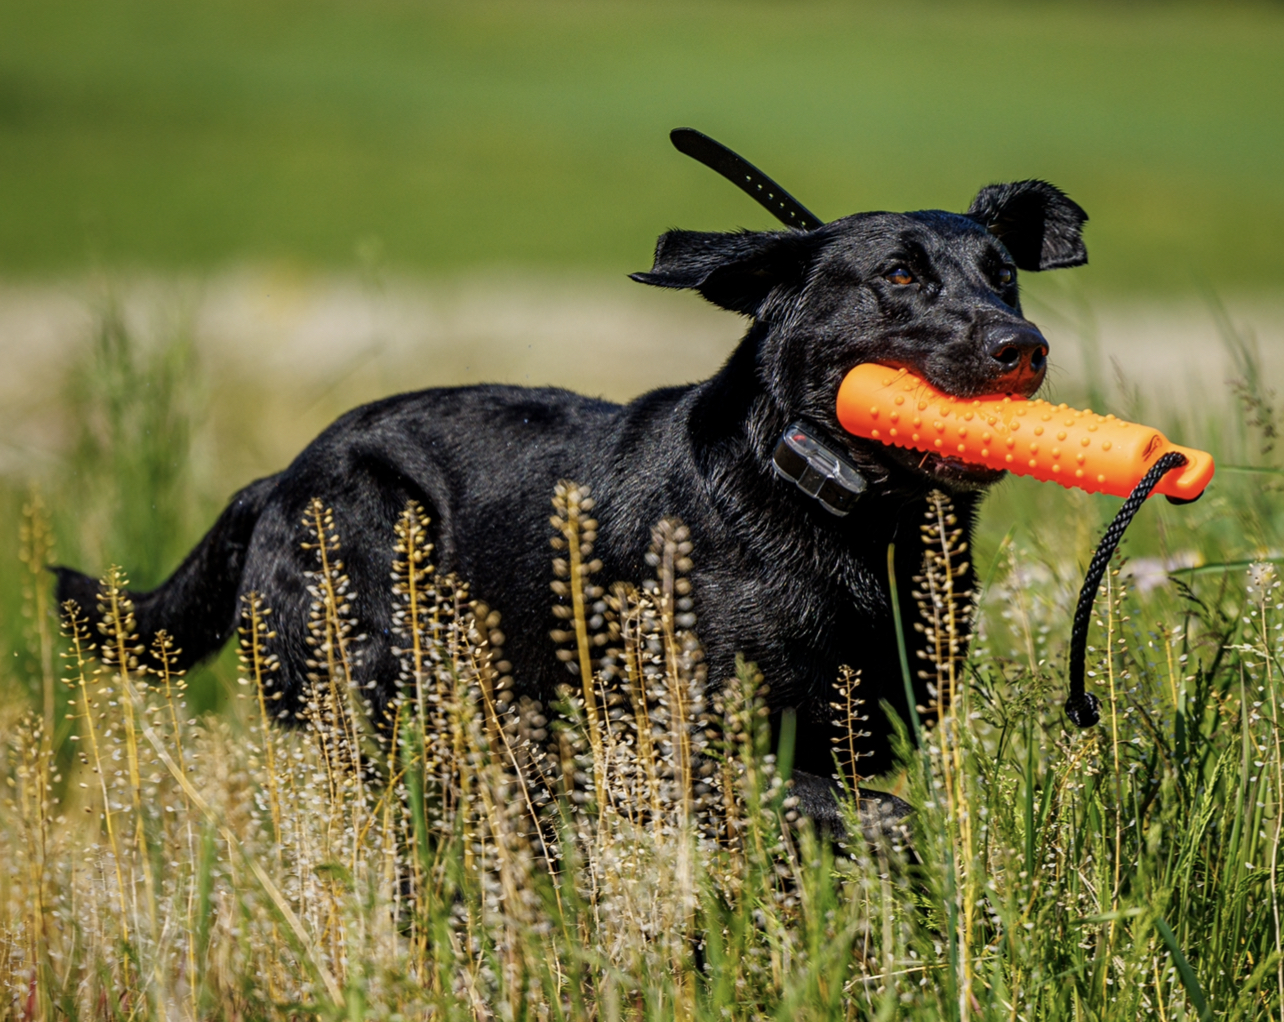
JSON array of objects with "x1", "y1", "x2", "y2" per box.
[
  {"x1": 879, "y1": 444, "x2": 1006, "y2": 490},
  {"x1": 853, "y1": 360, "x2": 1039, "y2": 489}
]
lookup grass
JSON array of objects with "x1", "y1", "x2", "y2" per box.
[
  {"x1": 0, "y1": 0, "x2": 1283, "y2": 293},
  {"x1": 1, "y1": 289, "x2": 1283, "y2": 1018}
]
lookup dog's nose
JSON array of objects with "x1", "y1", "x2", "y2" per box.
[{"x1": 985, "y1": 324, "x2": 1048, "y2": 394}]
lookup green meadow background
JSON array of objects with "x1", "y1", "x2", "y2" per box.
[{"x1": 1, "y1": 0, "x2": 1282, "y2": 292}]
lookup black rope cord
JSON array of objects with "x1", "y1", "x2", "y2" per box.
[{"x1": 1065, "y1": 450, "x2": 1189, "y2": 727}]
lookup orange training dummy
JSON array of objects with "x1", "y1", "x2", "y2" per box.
[{"x1": 836, "y1": 363, "x2": 1214, "y2": 501}]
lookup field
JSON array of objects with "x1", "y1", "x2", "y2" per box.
[
  {"x1": 2, "y1": 1, "x2": 1284, "y2": 1018},
  {"x1": 1, "y1": 0, "x2": 1283, "y2": 292}
]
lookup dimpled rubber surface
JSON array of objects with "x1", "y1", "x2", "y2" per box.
[{"x1": 835, "y1": 364, "x2": 1215, "y2": 501}]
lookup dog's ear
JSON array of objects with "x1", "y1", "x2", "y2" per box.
[
  {"x1": 965, "y1": 180, "x2": 1088, "y2": 271},
  {"x1": 630, "y1": 229, "x2": 813, "y2": 315}
]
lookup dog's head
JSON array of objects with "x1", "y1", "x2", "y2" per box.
[{"x1": 632, "y1": 180, "x2": 1087, "y2": 490}]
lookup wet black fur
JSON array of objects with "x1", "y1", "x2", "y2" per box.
[{"x1": 55, "y1": 180, "x2": 1087, "y2": 804}]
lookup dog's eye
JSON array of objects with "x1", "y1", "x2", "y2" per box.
[
  {"x1": 998, "y1": 266, "x2": 1015, "y2": 286},
  {"x1": 885, "y1": 267, "x2": 915, "y2": 286}
]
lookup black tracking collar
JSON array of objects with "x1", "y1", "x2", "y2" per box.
[{"x1": 772, "y1": 423, "x2": 867, "y2": 516}]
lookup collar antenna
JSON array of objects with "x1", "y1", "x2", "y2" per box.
[{"x1": 670, "y1": 128, "x2": 824, "y2": 231}]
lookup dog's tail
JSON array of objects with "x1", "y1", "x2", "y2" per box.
[{"x1": 53, "y1": 475, "x2": 278, "y2": 670}]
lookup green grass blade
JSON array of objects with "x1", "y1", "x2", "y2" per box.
[
  {"x1": 1154, "y1": 915, "x2": 1212, "y2": 1022},
  {"x1": 886, "y1": 542, "x2": 922, "y2": 745}
]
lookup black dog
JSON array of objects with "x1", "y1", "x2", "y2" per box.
[{"x1": 56, "y1": 177, "x2": 1086, "y2": 825}]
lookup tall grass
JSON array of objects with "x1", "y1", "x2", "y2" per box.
[
  {"x1": 60, "y1": 299, "x2": 203, "y2": 589},
  {"x1": 2, "y1": 303, "x2": 1284, "y2": 1019}
]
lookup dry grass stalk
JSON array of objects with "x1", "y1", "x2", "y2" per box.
[
  {"x1": 18, "y1": 491, "x2": 56, "y2": 742},
  {"x1": 913, "y1": 490, "x2": 979, "y2": 1018},
  {"x1": 237, "y1": 595, "x2": 283, "y2": 861},
  {"x1": 61, "y1": 598, "x2": 131, "y2": 941},
  {"x1": 549, "y1": 480, "x2": 609, "y2": 810},
  {"x1": 299, "y1": 497, "x2": 368, "y2": 811},
  {"x1": 830, "y1": 664, "x2": 871, "y2": 799}
]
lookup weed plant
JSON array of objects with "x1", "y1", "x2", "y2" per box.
[{"x1": 2, "y1": 307, "x2": 1284, "y2": 1019}]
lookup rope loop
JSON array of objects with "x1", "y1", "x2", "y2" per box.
[{"x1": 1064, "y1": 451, "x2": 1189, "y2": 729}]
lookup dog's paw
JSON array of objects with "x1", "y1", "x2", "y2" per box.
[
  {"x1": 787, "y1": 770, "x2": 915, "y2": 855},
  {"x1": 852, "y1": 788, "x2": 914, "y2": 851}
]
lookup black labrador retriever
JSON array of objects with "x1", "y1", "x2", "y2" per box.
[{"x1": 56, "y1": 171, "x2": 1086, "y2": 827}]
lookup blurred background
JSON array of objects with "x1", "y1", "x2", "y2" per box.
[{"x1": 1, "y1": 0, "x2": 1281, "y2": 710}]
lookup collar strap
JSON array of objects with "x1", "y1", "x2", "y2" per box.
[
  {"x1": 772, "y1": 423, "x2": 867, "y2": 516},
  {"x1": 670, "y1": 128, "x2": 824, "y2": 231}
]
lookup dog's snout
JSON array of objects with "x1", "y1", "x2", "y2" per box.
[
  {"x1": 986, "y1": 326, "x2": 1047, "y2": 369},
  {"x1": 984, "y1": 324, "x2": 1048, "y2": 395}
]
